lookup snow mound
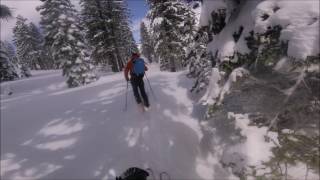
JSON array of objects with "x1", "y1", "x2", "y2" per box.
[{"x1": 253, "y1": 0, "x2": 319, "y2": 59}]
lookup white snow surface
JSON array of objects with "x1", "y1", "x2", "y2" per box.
[
  {"x1": 1, "y1": 65, "x2": 214, "y2": 179},
  {"x1": 200, "y1": 68, "x2": 221, "y2": 105},
  {"x1": 1, "y1": 64, "x2": 316, "y2": 179},
  {"x1": 228, "y1": 112, "x2": 278, "y2": 166}
]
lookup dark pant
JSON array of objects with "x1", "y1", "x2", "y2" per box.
[{"x1": 131, "y1": 75, "x2": 150, "y2": 107}]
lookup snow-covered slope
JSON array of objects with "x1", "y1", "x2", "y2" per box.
[
  {"x1": 2, "y1": 61, "x2": 318, "y2": 179},
  {"x1": 1, "y1": 65, "x2": 224, "y2": 180}
]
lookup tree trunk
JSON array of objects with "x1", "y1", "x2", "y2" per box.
[
  {"x1": 108, "y1": 53, "x2": 118, "y2": 72},
  {"x1": 169, "y1": 57, "x2": 176, "y2": 72},
  {"x1": 108, "y1": 0, "x2": 123, "y2": 72}
]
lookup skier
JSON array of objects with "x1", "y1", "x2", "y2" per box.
[{"x1": 124, "y1": 52, "x2": 150, "y2": 111}]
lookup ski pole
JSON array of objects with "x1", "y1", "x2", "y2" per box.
[
  {"x1": 123, "y1": 81, "x2": 129, "y2": 111},
  {"x1": 144, "y1": 73, "x2": 157, "y2": 100}
]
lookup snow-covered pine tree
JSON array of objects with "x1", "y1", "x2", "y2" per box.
[
  {"x1": 28, "y1": 22, "x2": 48, "y2": 70},
  {"x1": 147, "y1": 0, "x2": 196, "y2": 72},
  {"x1": 14, "y1": 18, "x2": 46, "y2": 71},
  {"x1": 81, "y1": 0, "x2": 136, "y2": 72},
  {"x1": 42, "y1": 46, "x2": 55, "y2": 70},
  {"x1": 38, "y1": 0, "x2": 97, "y2": 87},
  {"x1": 120, "y1": 23, "x2": 138, "y2": 59},
  {"x1": 105, "y1": 0, "x2": 138, "y2": 69},
  {"x1": 0, "y1": 5, "x2": 19, "y2": 81},
  {"x1": 37, "y1": 0, "x2": 65, "y2": 68},
  {"x1": 2, "y1": 41, "x2": 22, "y2": 77},
  {"x1": 186, "y1": 27, "x2": 212, "y2": 93},
  {"x1": 140, "y1": 21, "x2": 154, "y2": 62},
  {"x1": 13, "y1": 15, "x2": 32, "y2": 77},
  {"x1": 0, "y1": 41, "x2": 19, "y2": 81},
  {"x1": 2, "y1": 41, "x2": 18, "y2": 66},
  {"x1": 80, "y1": 0, "x2": 112, "y2": 67},
  {"x1": 115, "y1": 0, "x2": 138, "y2": 62}
]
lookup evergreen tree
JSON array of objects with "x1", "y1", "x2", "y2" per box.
[
  {"x1": 28, "y1": 22, "x2": 48, "y2": 70},
  {"x1": 81, "y1": 0, "x2": 135, "y2": 72},
  {"x1": 13, "y1": 15, "x2": 32, "y2": 77},
  {"x1": 2, "y1": 41, "x2": 22, "y2": 77},
  {"x1": 185, "y1": 27, "x2": 212, "y2": 93},
  {"x1": 13, "y1": 18, "x2": 46, "y2": 71},
  {"x1": 37, "y1": 0, "x2": 64, "y2": 68},
  {"x1": 148, "y1": 0, "x2": 196, "y2": 72},
  {"x1": 116, "y1": 1, "x2": 139, "y2": 61},
  {"x1": 140, "y1": 21, "x2": 154, "y2": 62},
  {"x1": 0, "y1": 5, "x2": 19, "y2": 81},
  {"x1": 38, "y1": 0, "x2": 97, "y2": 87},
  {"x1": 0, "y1": 41, "x2": 19, "y2": 81},
  {"x1": 2, "y1": 41, "x2": 18, "y2": 65},
  {"x1": 81, "y1": 0, "x2": 137, "y2": 72},
  {"x1": 80, "y1": 0, "x2": 110, "y2": 67},
  {"x1": 118, "y1": 17, "x2": 139, "y2": 62},
  {"x1": 42, "y1": 46, "x2": 56, "y2": 70}
]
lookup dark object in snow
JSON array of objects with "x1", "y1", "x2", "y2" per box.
[
  {"x1": 8, "y1": 91, "x2": 13, "y2": 95},
  {"x1": 193, "y1": 3, "x2": 200, "y2": 9},
  {"x1": 116, "y1": 167, "x2": 149, "y2": 180},
  {"x1": 261, "y1": 13, "x2": 270, "y2": 21},
  {"x1": 233, "y1": 26, "x2": 244, "y2": 43},
  {"x1": 273, "y1": 6, "x2": 280, "y2": 13},
  {"x1": 210, "y1": 9, "x2": 226, "y2": 35}
]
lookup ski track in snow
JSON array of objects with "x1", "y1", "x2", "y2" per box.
[{"x1": 1, "y1": 64, "x2": 218, "y2": 180}]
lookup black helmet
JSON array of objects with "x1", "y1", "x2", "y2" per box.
[{"x1": 116, "y1": 167, "x2": 149, "y2": 180}]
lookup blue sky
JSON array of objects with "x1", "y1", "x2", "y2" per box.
[
  {"x1": 127, "y1": 0, "x2": 149, "y2": 43},
  {"x1": 1, "y1": 0, "x2": 149, "y2": 43}
]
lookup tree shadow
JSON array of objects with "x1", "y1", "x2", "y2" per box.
[{"x1": 175, "y1": 72, "x2": 242, "y2": 179}]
